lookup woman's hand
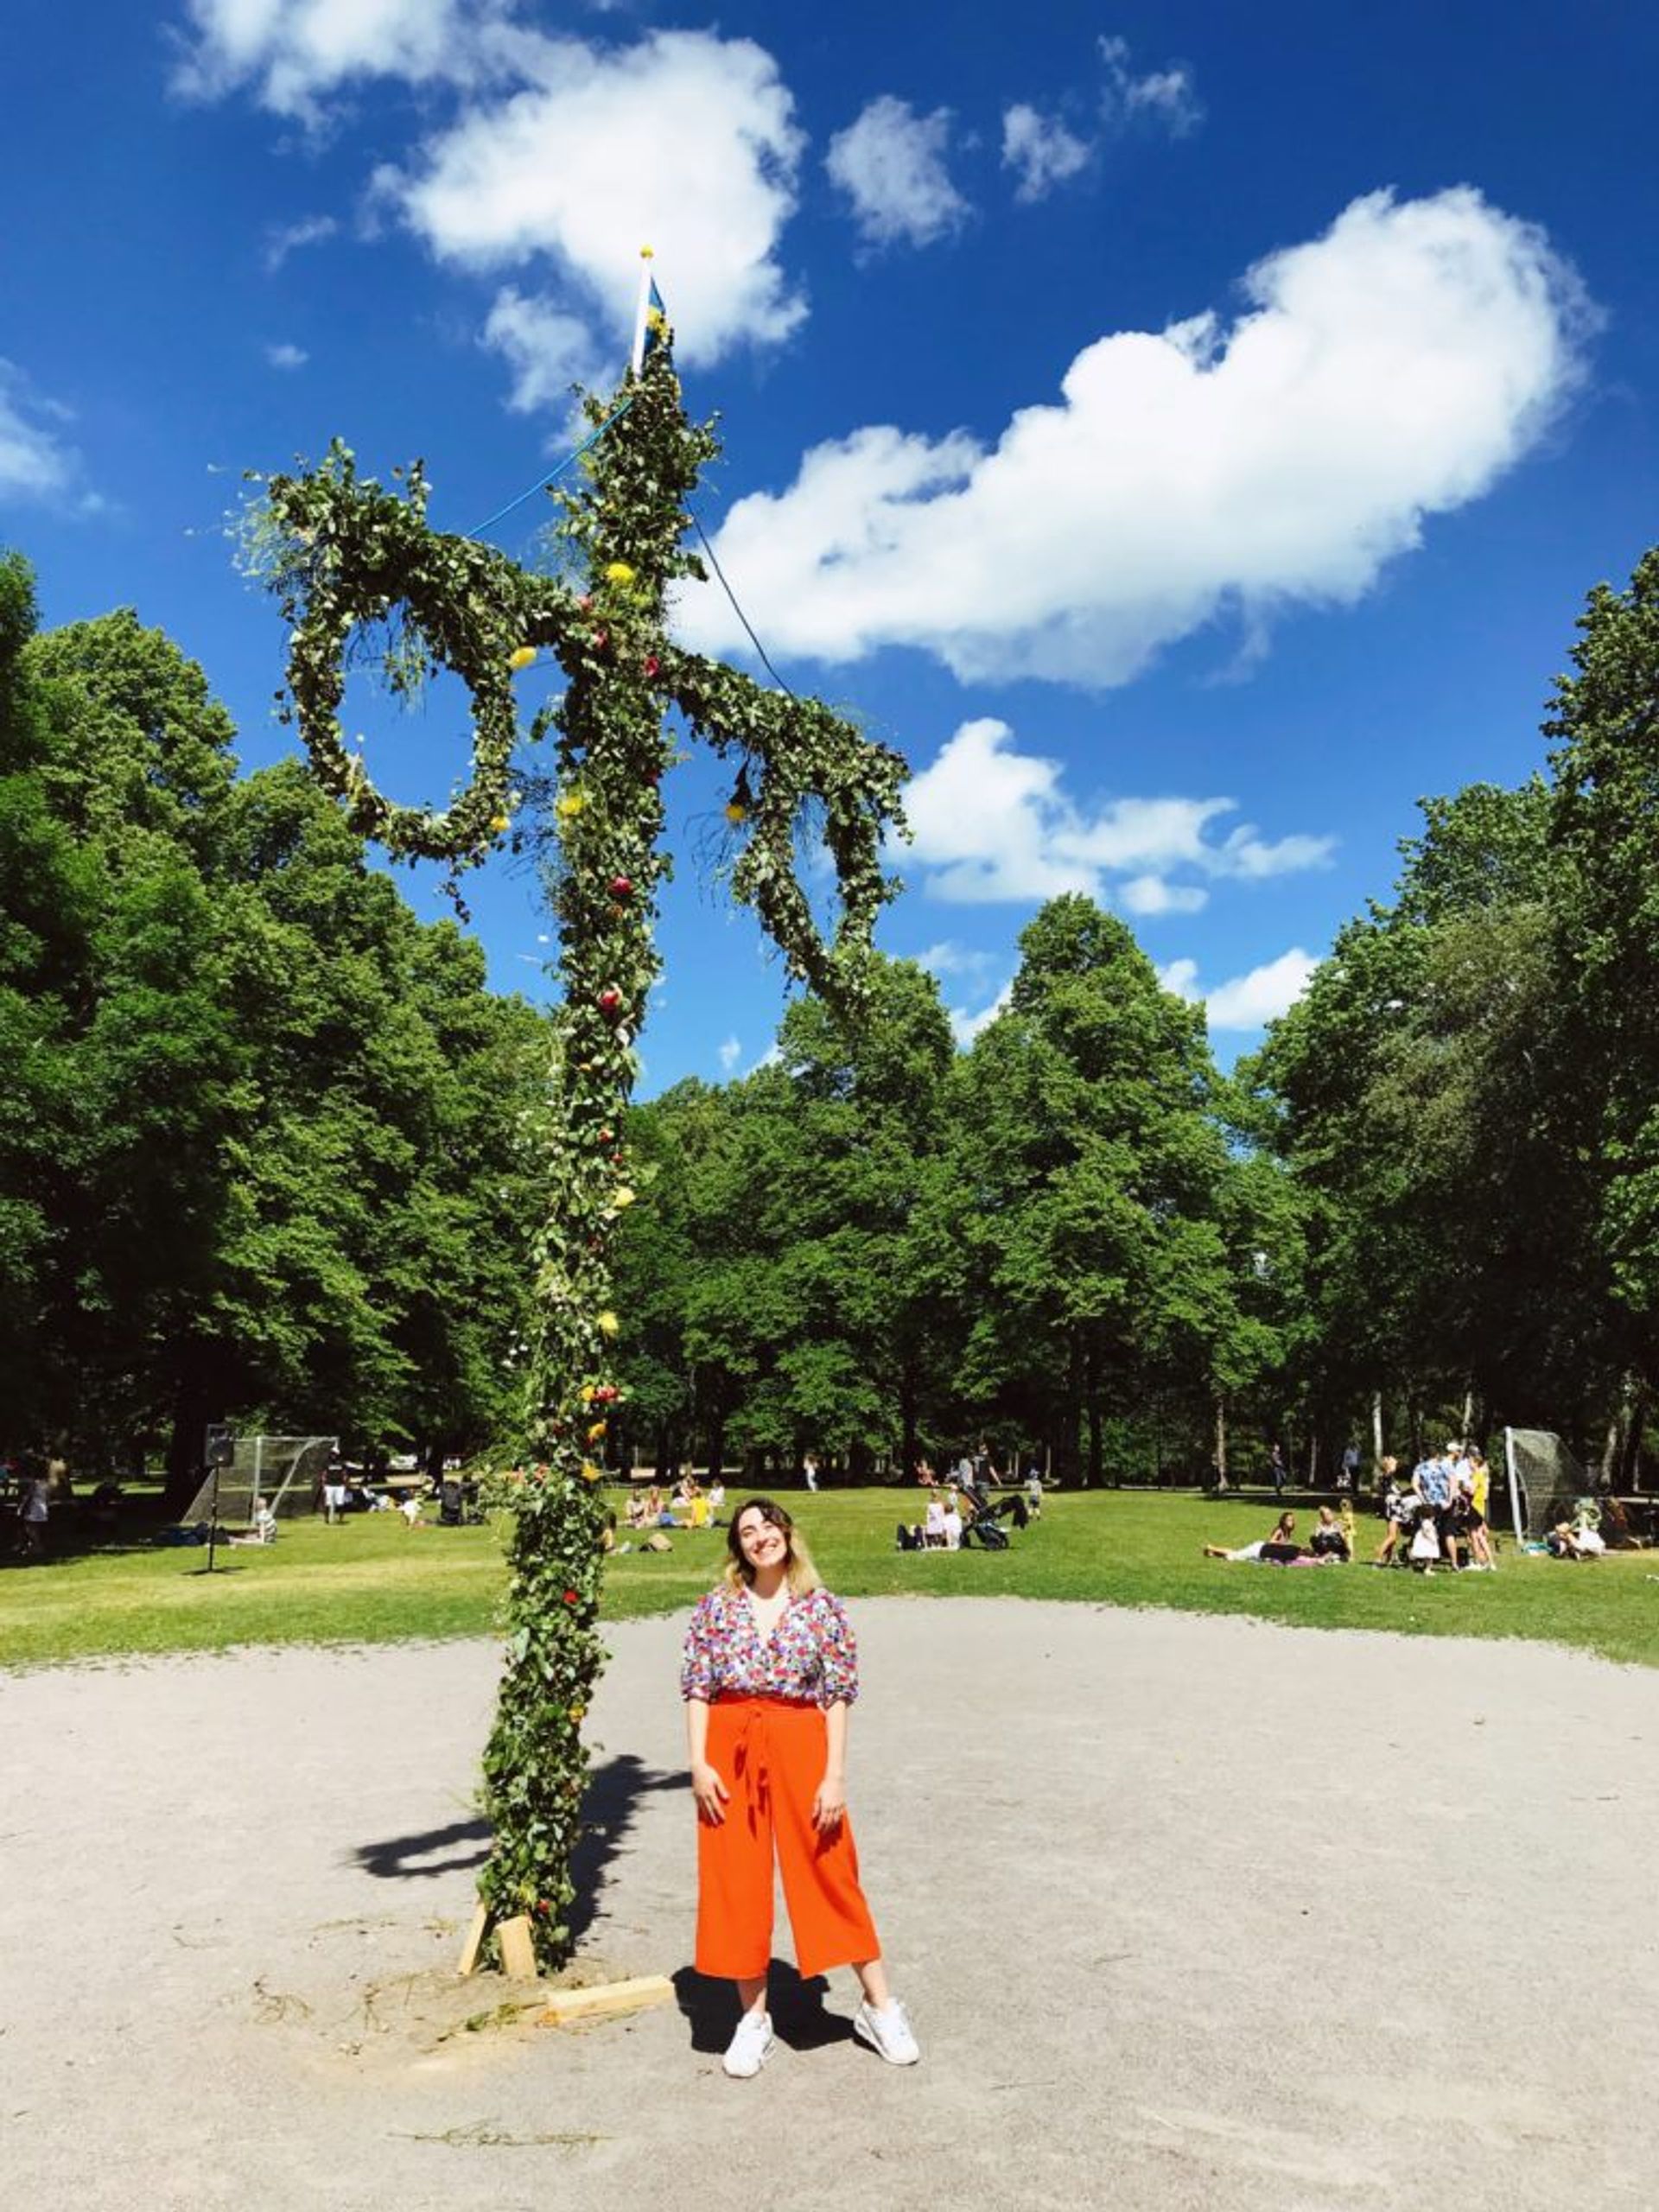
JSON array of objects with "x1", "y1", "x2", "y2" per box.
[
  {"x1": 691, "y1": 1760, "x2": 729, "y2": 1826},
  {"x1": 811, "y1": 1771, "x2": 846, "y2": 1834}
]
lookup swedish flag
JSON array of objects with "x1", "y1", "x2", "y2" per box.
[{"x1": 631, "y1": 254, "x2": 672, "y2": 374}]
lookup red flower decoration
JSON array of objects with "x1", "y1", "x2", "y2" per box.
[
  {"x1": 598, "y1": 987, "x2": 622, "y2": 1014},
  {"x1": 563, "y1": 1588, "x2": 580, "y2": 1606},
  {"x1": 643, "y1": 654, "x2": 660, "y2": 680},
  {"x1": 608, "y1": 875, "x2": 633, "y2": 899}
]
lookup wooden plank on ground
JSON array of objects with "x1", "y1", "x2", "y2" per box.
[
  {"x1": 455, "y1": 1901, "x2": 490, "y2": 1978},
  {"x1": 496, "y1": 1914, "x2": 539, "y2": 1981},
  {"x1": 538, "y1": 1975, "x2": 675, "y2": 2027}
]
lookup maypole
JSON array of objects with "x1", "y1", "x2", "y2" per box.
[{"x1": 255, "y1": 270, "x2": 907, "y2": 1969}]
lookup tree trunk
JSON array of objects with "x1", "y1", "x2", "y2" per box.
[
  {"x1": 1060, "y1": 1330, "x2": 1084, "y2": 1486},
  {"x1": 162, "y1": 1352, "x2": 217, "y2": 1514},
  {"x1": 899, "y1": 1363, "x2": 919, "y2": 1486},
  {"x1": 1622, "y1": 1382, "x2": 1649, "y2": 1492},
  {"x1": 1084, "y1": 1334, "x2": 1104, "y2": 1488},
  {"x1": 1371, "y1": 1391, "x2": 1384, "y2": 1468},
  {"x1": 1213, "y1": 1395, "x2": 1229, "y2": 1490}
]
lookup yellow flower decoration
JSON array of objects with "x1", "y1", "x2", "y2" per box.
[
  {"x1": 609, "y1": 1185, "x2": 637, "y2": 1211},
  {"x1": 507, "y1": 645, "x2": 537, "y2": 671},
  {"x1": 489, "y1": 813, "x2": 510, "y2": 834},
  {"x1": 569, "y1": 1705, "x2": 586, "y2": 1723},
  {"x1": 555, "y1": 791, "x2": 587, "y2": 821},
  {"x1": 603, "y1": 561, "x2": 636, "y2": 587},
  {"x1": 724, "y1": 802, "x2": 749, "y2": 827},
  {"x1": 597, "y1": 1310, "x2": 620, "y2": 1338},
  {"x1": 581, "y1": 1460, "x2": 602, "y2": 1483},
  {"x1": 587, "y1": 1421, "x2": 608, "y2": 1444},
  {"x1": 579, "y1": 1383, "x2": 597, "y2": 1404}
]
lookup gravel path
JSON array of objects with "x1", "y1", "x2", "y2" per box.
[{"x1": 3, "y1": 1600, "x2": 1656, "y2": 2212}]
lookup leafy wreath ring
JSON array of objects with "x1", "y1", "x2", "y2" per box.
[{"x1": 274, "y1": 448, "x2": 569, "y2": 867}]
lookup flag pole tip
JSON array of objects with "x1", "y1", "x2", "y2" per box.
[{"x1": 639, "y1": 245, "x2": 655, "y2": 260}]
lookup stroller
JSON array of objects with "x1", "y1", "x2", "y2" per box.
[{"x1": 957, "y1": 1482, "x2": 1027, "y2": 1549}]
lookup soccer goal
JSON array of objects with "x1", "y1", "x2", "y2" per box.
[
  {"x1": 181, "y1": 1435, "x2": 339, "y2": 1527},
  {"x1": 1503, "y1": 1428, "x2": 1599, "y2": 1550}
]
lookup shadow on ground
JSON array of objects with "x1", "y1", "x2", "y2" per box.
[
  {"x1": 672, "y1": 1961, "x2": 847, "y2": 2055},
  {"x1": 352, "y1": 1751, "x2": 683, "y2": 1947}
]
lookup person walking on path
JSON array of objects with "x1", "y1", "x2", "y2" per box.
[
  {"x1": 1268, "y1": 1442, "x2": 1287, "y2": 1498},
  {"x1": 681, "y1": 1497, "x2": 919, "y2": 2078}
]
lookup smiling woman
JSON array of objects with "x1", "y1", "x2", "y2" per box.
[{"x1": 680, "y1": 1497, "x2": 920, "y2": 2075}]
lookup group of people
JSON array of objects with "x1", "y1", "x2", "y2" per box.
[
  {"x1": 1375, "y1": 1445, "x2": 1497, "y2": 1573},
  {"x1": 1205, "y1": 1442, "x2": 1504, "y2": 1573},
  {"x1": 616, "y1": 1472, "x2": 728, "y2": 1549},
  {"x1": 1204, "y1": 1503, "x2": 1357, "y2": 1566}
]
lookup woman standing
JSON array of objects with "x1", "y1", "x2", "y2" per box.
[{"x1": 681, "y1": 1497, "x2": 918, "y2": 2078}]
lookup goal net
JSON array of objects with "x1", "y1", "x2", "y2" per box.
[
  {"x1": 181, "y1": 1436, "x2": 338, "y2": 1527},
  {"x1": 1503, "y1": 1428, "x2": 1600, "y2": 1548}
]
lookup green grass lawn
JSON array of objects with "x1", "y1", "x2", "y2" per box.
[{"x1": 3, "y1": 1490, "x2": 1656, "y2": 1670}]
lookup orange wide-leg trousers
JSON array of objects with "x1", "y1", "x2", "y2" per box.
[{"x1": 695, "y1": 1696, "x2": 880, "y2": 1980}]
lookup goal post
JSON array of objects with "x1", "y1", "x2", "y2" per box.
[
  {"x1": 180, "y1": 1435, "x2": 338, "y2": 1527},
  {"x1": 1503, "y1": 1427, "x2": 1595, "y2": 1550}
]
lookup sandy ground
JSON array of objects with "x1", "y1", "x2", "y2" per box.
[{"x1": 2, "y1": 1599, "x2": 1656, "y2": 2212}]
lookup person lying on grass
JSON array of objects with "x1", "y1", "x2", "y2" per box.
[{"x1": 1203, "y1": 1512, "x2": 1304, "y2": 1564}]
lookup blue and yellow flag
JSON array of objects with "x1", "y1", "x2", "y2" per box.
[{"x1": 631, "y1": 253, "x2": 672, "y2": 374}]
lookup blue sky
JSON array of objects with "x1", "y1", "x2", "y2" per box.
[{"x1": 3, "y1": 1, "x2": 1656, "y2": 1084}]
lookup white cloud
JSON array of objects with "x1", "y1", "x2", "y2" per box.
[
  {"x1": 382, "y1": 30, "x2": 807, "y2": 376},
  {"x1": 825, "y1": 95, "x2": 968, "y2": 249},
  {"x1": 1120, "y1": 874, "x2": 1208, "y2": 917},
  {"x1": 1099, "y1": 34, "x2": 1204, "y2": 138},
  {"x1": 901, "y1": 719, "x2": 1334, "y2": 910},
  {"x1": 0, "y1": 362, "x2": 84, "y2": 509},
  {"x1": 263, "y1": 213, "x2": 339, "y2": 270},
  {"x1": 950, "y1": 982, "x2": 1011, "y2": 1047},
  {"x1": 481, "y1": 288, "x2": 601, "y2": 413},
  {"x1": 677, "y1": 188, "x2": 1587, "y2": 686},
  {"x1": 264, "y1": 341, "x2": 308, "y2": 369},
  {"x1": 717, "y1": 1034, "x2": 742, "y2": 1073},
  {"x1": 175, "y1": 0, "x2": 515, "y2": 118},
  {"x1": 183, "y1": 16, "x2": 808, "y2": 401},
  {"x1": 1160, "y1": 947, "x2": 1318, "y2": 1029},
  {"x1": 1001, "y1": 105, "x2": 1091, "y2": 203},
  {"x1": 913, "y1": 940, "x2": 996, "y2": 982}
]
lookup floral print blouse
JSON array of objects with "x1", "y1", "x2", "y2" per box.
[{"x1": 680, "y1": 1584, "x2": 860, "y2": 1708}]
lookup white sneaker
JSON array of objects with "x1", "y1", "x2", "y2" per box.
[
  {"x1": 722, "y1": 2009, "x2": 773, "y2": 2078},
  {"x1": 854, "y1": 1998, "x2": 920, "y2": 2066}
]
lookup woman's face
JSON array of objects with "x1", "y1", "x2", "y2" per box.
[{"x1": 735, "y1": 1507, "x2": 790, "y2": 1575}]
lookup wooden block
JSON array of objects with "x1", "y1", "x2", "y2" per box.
[
  {"x1": 455, "y1": 1901, "x2": 490, "y2": 1978},
  {"x1": 537, "y1": 1974, "x2": 674, "y2": 2027},
  {"x1": 496, "y1": 1914, "x2": 539, "y2": 1981}
]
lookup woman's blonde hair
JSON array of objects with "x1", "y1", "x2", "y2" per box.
[{"x1": 721, "y1": 1497, "x2": 822, "y2": 1596}]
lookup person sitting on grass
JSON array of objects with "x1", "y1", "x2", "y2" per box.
[
  {"x1": 1546, "y1": 1519, "x2": 1603, "y2": 1560},
  {"x1": 1308, "y1": 1504, "x2": 1351, "y2": 1561},
  {"x1": 1204, "y1": 1510, "x2": 1299, "y2": 1563}
]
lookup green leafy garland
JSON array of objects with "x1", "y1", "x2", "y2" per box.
[{"x1": 257, "y1": 341, "x2": 906, "y2": 1967}]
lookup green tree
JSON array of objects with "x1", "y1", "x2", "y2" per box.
[
  {"x1": 944, "y1": 896, "x2": 1236, "y2": 1484},
  {"x1": 1548, "y1": 546, "x2": 1659, "y2": 1459}
]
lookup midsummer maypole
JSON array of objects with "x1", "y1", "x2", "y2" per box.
[{"x1": 254, "y1": 259, "x2": 907, "y2": 1969}]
